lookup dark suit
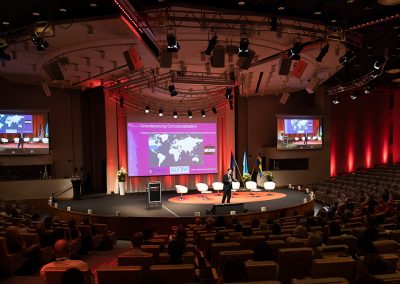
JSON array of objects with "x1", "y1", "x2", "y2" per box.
[{"x1": 222, "y1": 173, "x2": 233, "y2": 203}]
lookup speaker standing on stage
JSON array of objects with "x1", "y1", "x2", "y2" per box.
[{"x1": 222, "y1": 168, "x2": 235, "y2": 204}]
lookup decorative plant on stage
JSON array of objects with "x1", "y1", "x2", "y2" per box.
[
  {"x1": 265, "y1": 171, "x2": 275, "y2": 182},
  {"x1": 117, "y1": 167, "x2": 127, "y2": 182},
  {"x1": 242, "y1": 173, "x2": 252, "y2": 183}
]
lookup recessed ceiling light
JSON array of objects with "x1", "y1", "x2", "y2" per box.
[
  {"x1": 277, "y1": 6, "x2": 285, "y2": 11},
  {"x1": 89, "y1": 2, "x2": 98, "y2": 7},
  {"x1": 59, "y1": 8, "x2": 67, "y2": 13},
  {"x1": 331, "y1": 19, "x2": 337, "y2": 23},
  {"x1": 314, "y1": 11, "x2": 322, "y2": 15},
  {"x1": 347, "y1": 0, "x2": 355, "y2": 3},
  {"x1": 32, "y1": 11, "x2": 40, "y2": 16},
  {"x1": 238, "y1": 1, "x2": 246, "y2": 5},
  {"x1": 2, "y1": 21, "x2": 10, "y2": 25}
]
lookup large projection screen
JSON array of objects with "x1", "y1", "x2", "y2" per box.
[{"x1": 127, "y1": 122, "x2": 218, "y2": 176}]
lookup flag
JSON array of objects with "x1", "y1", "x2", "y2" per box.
[
  {"x1": 243, "y1": 150, "x2": 248, "y2": 175},
  {"x1": 256, "y1": 154, "x2": 263, "y2": 178},
  {"x1": 230, "y1": 151, "x2": 235, "y2": 172}
]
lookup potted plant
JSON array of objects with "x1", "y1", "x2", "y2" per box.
[
  {"x1": 242, "y1": 173, "x2": 252, "y2": 183},
  {"x1": 264, "y1": 171, "x2": 275, "y2": 194},
  {"x1": 117, "y1": 167, "x2": 127, "y2": 195}
]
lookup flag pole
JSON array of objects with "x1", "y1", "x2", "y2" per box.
[{"x1": 233, "y1": 157, "x2": 243, "y2": 182}]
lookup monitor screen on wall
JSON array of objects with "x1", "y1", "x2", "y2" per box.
[
  {"x1": 276, "y1": 115, "x2": 323, "y2": 150},
  {"x1": 0, "y1": 111, "x2": 50, "y2": 155},
  {"x1": 127, "y1": 122, "x2": 218, "y2": 176}
]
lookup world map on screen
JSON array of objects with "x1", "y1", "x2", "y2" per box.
[
  {"x1": 149, "y1": 134, "x2": 203, "y2": 167},
  {"x1": 0, "y1": 114, "x2": 33, "y2": 134}
]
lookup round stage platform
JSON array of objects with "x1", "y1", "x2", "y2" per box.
[{"x1": 58, "y1": 188, "x2": 309, "y2": 218}]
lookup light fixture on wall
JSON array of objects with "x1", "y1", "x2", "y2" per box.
[
  {"x1": 145, "y1": 105, "x2": 150, "y2": 113},
  {"x1": 188, "y1": 110, "x2": 192, "y2": 118},
  {"x1": 173, "y1": 111, "x2": 178, "y2": 118},
  {"x1": 212, "y1": 107, "x2": 217, "y2": 114},
  {"x1": 158, "y1": 109, "x2": 163, "y2": 116},
  {"x1": 332, "y1": 97, "x2": 340, "y2": 104},
  {"x1": 201, "y1": 110, "x2": 206, "y2": 117}
]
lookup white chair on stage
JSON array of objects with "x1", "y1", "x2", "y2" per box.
[
  {"x1": 42, "y1": 138, "x2": 49, "y2": 143},
  {"x1": 212, "y1": 182, "x2": 223, "y2": 196},
  {"x1": 232, "y1": 181, "x2": 240, "y2": 196},
  {"x1": 32, "y1": 137, "x2": 40, "y2": 143},
  {"x1": 175, "y1": 185, "x2": 188, "y2": 200},
  {"x1": 1, "y1": 138, "x2": 8, "y2": 144},
  {"x1": 196, "y1": 183, "x2": 211, "y2": 199},
  {"x1": 14, "y1": 137, "x2": 19, "y2": 144},
  {"x1": 264, "y1": 181, "x2": 276, "y2": 196},
  {"x1": 246, "y1": 181, "x2": 261, "y2": 197},
  {"x1": 23, "y1": 137, "x2": 30, "y2": 143}
]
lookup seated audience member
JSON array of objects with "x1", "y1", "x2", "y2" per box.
[
  {"x1": 142, "y1": 227, "x2": 154, "y2": 244},
  {"x1": 167, "y1": 239, "x2": 185, "y2": 264},
  {"x1": 194, "y1": 217, "x2": 202, "y2": 226},
  {"x1": 307, "y1": 232, "x2": 324, "y2": 258},
  {"x1": 61, "y1": 268, "x2": 86, "y2": 284},
  {"x1": 242, "y1": 226, "x2": 252, "y2": 236},
  {"x1": 68, "y1": 219, "x2": 80, "y2": 240},
  {"x1": 175, "y1": 225, "x2": 187, "y2": 241},
  {"x1": 271, "y1": 223, "x2": 281, "y2": 235},
  {"x1": 287, "y1": 225, "x2": 308, "y2": 242},
  {"x1": 259, "y1": 221, "x2": 268, "y2": 231},
  {"x1": 218, "y1": 256, "x2": 247, "y2": 283},
  {"x1": 251, "y1": 218, "x2": 260, "y2": 229},
  {"x1": 36, "y1": 222, "x2": 54, "y2": 248},
  {"x1": 253, "y1": 242, "x2": 274, "y2": 261},
  {"x1": 119, "y1": 232, "x2": 151, "y2": 256},
  {"x1": 205, "y1": 217, "x2": 215, "y2": 232},
  {"x1": 82, "y1": 217, "x2": 98, "y2": 236},
  {"x1": 215, "y1": 216, "x2": 226, "y2": 228},
  {"x1": 40, "y1": 239, "x2": 91, "y2": 284}
]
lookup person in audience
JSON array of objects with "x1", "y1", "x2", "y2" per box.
[
  {"x1": 82, "y1": 217, "x2": 98, "y2": 236},
  {"x1": 218, "y1": 255, "x2": 247, "y2": 283},
  {"x1": 61, "y1": 268, "x2": 86, "y2": 284},
  {"x1": 215, "y1": 215, "x2": 226, "y2": 228},
  {"x1": 306, "y1": 232, "x2": 323, "y2": 258},
  {"x1": 35, "y1": 222, "x2": 54, "y2": 248},
  {"x1": 68, "y1": 219, "x2": 80, "y2": 240},
  {"x1": 167, "y1": 238, "x2": 185, "y2": 264},
  {"x1": 251, "y1": 218, "x2": 260, "y2": 229},
  {"x1": 271, "y1": 223, "x2": 281, "y2": 235},
  {"x1": 253, "y1": 242, "x2": 274, "y2": 261},
  {"x1": 205, "y1": 217, "x2": 215, "y2": 232},
  {"x1": 175, "y1": 225, "x2": 187, "y2": 241},
  {"x1": 119, "y1": 232, "x2": 151, "y2": 257},
  {"x1": 215, "y1": 231, "x2": 225, "y2": 243},
  {"x1": 259, "y1": 221, "x2": 268, "y2": 231},
  {"x1": 194, "y1": 217, "x2": 202, "y2": 226},
  {"x1": 242, "y1": 226, "x2": 252, "y2": 236},
  {"x1": 40, "y1": 239, "x2": 91, "y2": 284}
]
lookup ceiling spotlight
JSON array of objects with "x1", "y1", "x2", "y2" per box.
[
  {"x1": 339, "y1": 49, "x2": 355, "y2": 65},
  {"x1": 330, "y1": 19, "x2": 337, "y2": 23},
  {"x1": 59, "y1": 7, "x2": 68, "y2": 13},
  {"x1": 205, "y1": 33, "x2": 218, "y2": 56},
  {"x1": 332, "y1": 97, "x2": 340, "y2": 104},
  {"x1": 238, "y1": 37, "x2": 249, "y2": 57},
  {"x1": 145, "y1": 106, "x2": 150, "y2": 113},
  {"x1": 364, "y1": 85, "x2": 371, "y2": 94},
  {"x1": 373, "y1": 57, "x2": 385, "y2": 70},
  {"x1": 89, "y1": 2, "x2": 98, "y2": 7},
  {"x1": 277, "y1": 0, "x2": 286, "y2": 10},
  {"x1": 201, "y1": 110, "x2": 206, "y2": 118},
  {"x1": 226, "y1": 87, "x2": 233, "y2": 99},
  {"x1": 288, "y1": 42, "x2": 303, "y2": 60},
  {"x1": 167, "y1": 32, "x2": 180, "y2": 52},
  {"x1": 188, "y1": 111, "x2": 193, "y2": 119},
  {"x1": 238, "y1": 1, "x2": 246, "y2": 5},
  {"x1": 0, "y1": 48, "x2": 11, "y2": 61},
  {"x1": 350, "y1": 91, "x2": 360, "y2": 100},
  {"x1": 316, "y1": 43, "x2": 329, "y2": 62},
  {"x1": 168, "y1": 84, "x2": 178, "y2": 97},
  {"x1": 173, "y1": 111, "x2": 178, "y2": 118},
  {"x1": 32, "y1": 10, "x2": 40, "y2": 16},
  {"x1": 31, "y1": 33, "x2": 49, "y2": 51},
  {"x1": 159, "y1": 109, "x2": 164, "y2": 116},
  {"x1": 212, "y1": 107, "x2": 217, "y2": 114},
  {"x1": 270, "y1": 16, "x2": 278, "y2": 31},
  {"x1": 2, "y1": 21, "x2": 10, "y2": 25}
]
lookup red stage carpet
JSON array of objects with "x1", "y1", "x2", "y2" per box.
[{"x1": 168, "y1": 191, "x2": 286, "y2": 204}]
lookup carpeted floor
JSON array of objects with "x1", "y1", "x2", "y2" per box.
[{"x1": 58, "y1": 188, "x2": 310, "y2": 217}]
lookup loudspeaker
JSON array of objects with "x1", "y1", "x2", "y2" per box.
[
  {"x1": 211, "y1": 45, "x2": 225, "y2": 68},
  {"x1": 41, "y1": 81, "x2": 52, "y2": 97},
  {"x1": 278, "y1": 56, "x2": 292, "y2": 75},
  {"x1": 123, "y1": 48, "x2": 143, "y2": 70},
  {"x1": 292, "y1": 60, "x2": 308, "y2": 78},
  {"x1": 306, "y1": 77, "x2": 320, "y2": 94},
  {"x1": 236, "y1": 49, "x2": 255, "y2": 70},
  {"x1": 209, "y1": 203, "x2": 246, "y2": 215},
  {"x1": 160, "y1": 48, "x2": 172, "y2": 68},
  {"x1": 42, "y1": 61, "x2": 64, "y2": 81}
]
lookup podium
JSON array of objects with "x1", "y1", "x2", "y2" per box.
[
  {"x1": 147, "y1": 181, "x2": 161, "y2": 208},
  {"x1": 71, "y1": 178, "x2": 82, "y2": 200}
]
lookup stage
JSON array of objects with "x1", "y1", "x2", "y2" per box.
[{"x1": 58, "y1": 188, "x2": 311, "y2": 218}]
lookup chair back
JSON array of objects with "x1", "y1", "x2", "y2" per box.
[
  {"x1": 292, "y1": 278, "x2": 349, "y2": 284},
  {"x1": 232, "y1": 181, "x2": 240, "y2": 190},
  {"x1": 196, "y1": 183, "x2": 208, "y2": 192},
  {"x1": 175, "y1": 185, "x2": 188, "y2": 194},
  {"x1": 117, "y1": 253, "x2": 154, "y2": 269},
  {"x1": 149, "y1": 264, "x2": 195, "y2": 284},
  {"x1": 277, "y1": 247, "x2": 313, "y2": 283},
  {"x1": 157, "y1": 251, "x2": 194, "y2": 264},
  {"x1": 245, "y1": 181, "x2": 257, "y2": 190},
  {"x1": 97, "y1": 266, "x2": 142, "y2": 284},
  {"x1": 217, "y1": 249, "x2": 254, "y2": 270},
  {"x1": 373, "y1": 240, "x2": 400, "y2": 254},
  {"x1": 239, "y1": 235, "x2": 266, "y2": 250},
  {"x1": 245, "y1": 260, "x2": 278, "y2": 281},
  {"x1": 311, "y1": 257, "x2": 355, "y2": 280},
  {"x1": 44, "y1": 266, "x2": 92, "y2": 284}
]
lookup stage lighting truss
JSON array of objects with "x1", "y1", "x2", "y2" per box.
[{"x1": 327, "y1": 53, "x2": 388, "y2": 96}]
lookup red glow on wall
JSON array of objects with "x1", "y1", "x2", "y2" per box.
[
  {"x1": 330, "y1": 147, "x2": 336, "y2": 176},
  {"x1": 382, "y1": 144, "x2": 388, "y2": 163},
  {"x1": 347, "y1": 150, "x2": 354, "y2": 172},
  {"x1": 366, "y1": 146, "x2": 372, "y2": 168},
  {"x1": 120, "y1": 15, "x2": 142, "y2": 41}
]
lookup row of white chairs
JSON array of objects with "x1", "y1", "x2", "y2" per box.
[
  {"x1": 0, "y1": 137, "x2": 49, "y2": 144},
  {"x1": 175, "y1": 181, "x2": 274, "y2": 200}
]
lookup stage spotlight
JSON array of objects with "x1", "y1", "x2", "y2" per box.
[
  {"x1": 173, "y1": 111, "x2": 178, "y2": 118},
  {"x1": 238, "y1": 37, "x2": 249, "y2": 57},
  {"x1": 31, "y1": 33, "x2": 49, "y2": 51},
  {"x1": 158, "y1": 109, "x2": 163, "y2": 116},
  {"x1": 167, "y1": 32, "x2": 180, "y2": 52},
  {"x1": 119, "y1": 96, "x2": 124, "y2": 108},
  {"x1": 145, "y1": 105, "x2": 150, "y2": 113},
  {"x1": 364, "y1": 85, "x2": 371, "y2": 94},
  {"x1": 0, "y1": 48, "x2": 11, "y2": 61},
  {"x1": 339, "y1": 49, "x2": 355, "y2": 65},
  {"x1": 188, "y1": 110, "x2": 193, "y2": 118},
  {"x1": 270, "y1": 16, "x2": 278, "y2": 31},
  {"x1": 205, "y1": 33, "x2": 217, "y2": 56},
  {"x1": 201, "y1": 110, "x2": 206, "y2": 117},
  {"x1": 288, "y1": 42, "x2": 303, "y2": 60},
  {"x1": 212, "y1": 107, "x2": 217, "y2": 114},
  {"x1": 332, "y1": 97, "x2": 340, "y2": 104},
  {"x1": 316, "y1": 43, "x2": 329, "y2": 62},
  {"x1": 350, "y1": 91, "x2": 360, "y2": 100},
  {"x1": 168, "y1": 84, "x2": 178, "y2": 97},
  {"x1": 225, "y1": 87, "x2": 232, "y2": 99}
]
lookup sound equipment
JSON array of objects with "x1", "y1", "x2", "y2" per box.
[
  {"x1": 208, "y1": 203, "x2": 246, "y2": 215},
  {"x1": 278, "y1": 56, "x2": 292, "y2": 75},
  {"x1": 211, "y1": 45, "x2": 225, "y2": 68},
  {"x1": 236, "y1": 49, "x2": 255, "y2": 70},
  {"x1": 160, "y1": 48, "x2": 172, "y2": 68},
  {"x1": 42, "y1": 61, "x2": 65, "y2": 81},
  {"x1": 123, "y1": 47, "x2": 143, "y2": 70}
]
